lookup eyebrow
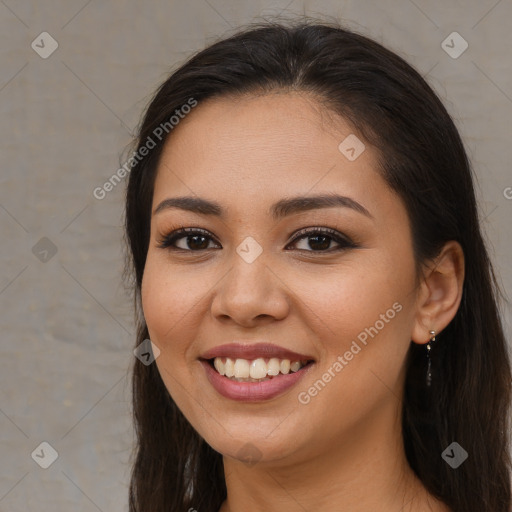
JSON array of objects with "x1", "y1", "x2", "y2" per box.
[{"x1": 153, "y1": 193, "x2": 373, "y2": 220}]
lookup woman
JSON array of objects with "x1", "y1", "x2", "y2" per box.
[{"x1": 124, "y1": 18, "x2": 512, "y2": 512}]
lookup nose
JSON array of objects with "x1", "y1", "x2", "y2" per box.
[{"x1": 210, "y1": 249, "x2": 290, "y2": 328}]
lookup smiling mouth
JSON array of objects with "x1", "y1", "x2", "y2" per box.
[{"x1": 206, "y1": 357, "x2": 314, "y2": 382}]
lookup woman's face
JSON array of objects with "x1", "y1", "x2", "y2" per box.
[{"x1": 141, "y1": 92, "x2": 422, "y2": 465}]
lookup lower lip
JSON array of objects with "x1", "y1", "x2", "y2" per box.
[{"x1": 200, "y1": 360, "x2": 314, "y2": 402}]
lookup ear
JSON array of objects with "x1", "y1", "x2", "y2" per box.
[{"x1": 411, "y1": 241, "x2": 465, "y2": 345}]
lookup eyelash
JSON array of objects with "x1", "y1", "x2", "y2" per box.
[{"x1": 156, "y1": 226, "x2": 358, "y2": 254}]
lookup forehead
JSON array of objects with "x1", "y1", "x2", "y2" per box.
[{"x1": 152, "y1": 92, "x2": 386, "y2": 214}]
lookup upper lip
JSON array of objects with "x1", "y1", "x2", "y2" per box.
[{"x1": 200, "y1": 343, "x2": 315, "y2": 362}]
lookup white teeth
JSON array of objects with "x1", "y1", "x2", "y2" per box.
[
  {"x1": 214, "y1": 358, "x2": 225, "y2": 376},
  {"x1": 267, "y1": 358, "x2": 281, "y2": 376},
  {"x1": 224, "y1": 358, "x2": 235, "y2": 377},
  {"x1": 290, "y1": 361, "x2": 301, "y2": 372},
  {"x1": 212, "y1": 356, "x2": 309, "y2": 379},
  {"x1": 250, "y1": 358, "x2": 267, "y2": 379},
  {"x1": 234, "y1": 359, "x2": 250, "y2": 378}
]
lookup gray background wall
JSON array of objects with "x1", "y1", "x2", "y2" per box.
[{"x1": 1, "y1": 1, "x2": 511, "y2": 510}]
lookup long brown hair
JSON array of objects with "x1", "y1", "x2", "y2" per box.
[{"x1": 124, "y1": 18, "x2": 512, "y2": 512}]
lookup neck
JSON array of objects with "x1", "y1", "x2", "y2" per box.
[{"x1": 219, "y1": 399, "x2": 449, "y2": 512}]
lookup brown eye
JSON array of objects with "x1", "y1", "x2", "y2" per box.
[
  {"x1": 157, "y1": 228, "x2": 220, "y2": 251},
  {"x1": 287, "y1": 227, "x2": 357, "y2": 253}
]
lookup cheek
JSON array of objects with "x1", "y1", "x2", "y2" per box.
[
  {"x1": 300, "y1": 256, "x2": 413, "y2": 343},
  {"x1": 140, "y1": 257, "x2": 207, "y2": 426},
  {"x1": 294, "y1": 273, "x2": 414, "y2": 437},
  {"x1": 296, "y1": 251, "x2": 416, "y2": 397},
  {"x1": 141, "y1": 260, "x2": 168, "y2": 342},
  {"x1": 140, "y1": 256, "x2": 199, "y2": 358}
]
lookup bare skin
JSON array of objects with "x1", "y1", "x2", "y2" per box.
[{"x1": 141, "y1": 91, "x2": 463, "y2": 512}]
